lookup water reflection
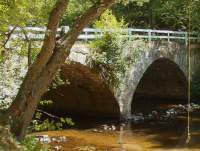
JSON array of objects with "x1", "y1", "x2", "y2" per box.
[
  {"x1": 118, "y1": 108, "x2": 200, "y2": 150},
  {"x1": 34, "y1": 103, "x2": 200, "y2": 150},
  {"x1": 119, "y1": 124, "x2": 126, "y2": 151}
]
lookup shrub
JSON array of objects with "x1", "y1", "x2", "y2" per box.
[
  {"x1": 0, "y1": 124, "x2": 48, "y2": 151},
  {"x1": 21, "y1": 136, "x2": 49, "y2": 151},
  {"x1": 87, "y1": 10, "x2": 147, "y2": 89}
]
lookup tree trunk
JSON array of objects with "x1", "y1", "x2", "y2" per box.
[
  {"x1": 6, "y1": 0, "x2": 115, "y2": 140},
  {"x1": 27, "y1": 40, "x2": 32, "y2": 68},
  {"x1": 5, "y1": 0, "x2": 69, "y2": 140}
]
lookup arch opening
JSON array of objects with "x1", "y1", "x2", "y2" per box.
[
  {"x1": 129, "y1": 58, "x2": 189, "y2": 147},
  {"x1": 131, "y1": 58, "x2": 188, "y2": 114},
  {"x1": 42, "y1": 62, "x2": 120, "y2": 120}
]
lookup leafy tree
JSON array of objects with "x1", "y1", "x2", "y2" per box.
[
  {"x1": 0, "y1": 0, "x2": 55, "y2": 111},
  {"x1": 0, "y1": 0, "x2": 55, "y2": 28},
  {"x1": 1, "y1": 0, "x2": 122, "y2": 141},
  {"x1": 88, "y1": 10, "x2": 127, "y2": 88},
  {"x1": 88, "y1": 10, "x2": 147, "y2": 91},
  {"x1": 60, "y1": 0, "x2": 93, "y2": 26},
  {"x1": 112, "y1": 0, "x2": 200, "y2": 31}
]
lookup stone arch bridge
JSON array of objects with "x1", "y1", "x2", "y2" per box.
[
  {"x1": 45, "y1": 42, "x2": 200, "y2": 119},
  {"x1": 13, "y1": 27, "x2": 200, "y2": 119}
]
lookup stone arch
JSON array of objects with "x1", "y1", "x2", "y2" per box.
[
  {"x1": 42, "y1": 62, "x2": 120, "y2": 119},
  {"x1": 131, "y1": 58, "x2": 188, "y2": 113},
  {"x1": 117, "y1": 41, "x2": 188, "y2": 117}
]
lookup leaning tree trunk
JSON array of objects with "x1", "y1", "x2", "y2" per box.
[
  {"x1": 6, "y1": 0, "x2": 115, "y2": 140},
  {"x1": 5, "y1": 0, "x2": 69, "y2": 140}
]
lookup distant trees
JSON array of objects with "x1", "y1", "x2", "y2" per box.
[{"x1": 112, "y1": 0, "x2": 200, "y2": 31}]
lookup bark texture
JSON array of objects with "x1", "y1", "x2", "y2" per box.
[
  {"x1": 6, "y1": 0, "x2": 115, "y2": 140},
  {"x1": 6, "y1": 0, "x2": 69, "y2": 140}
]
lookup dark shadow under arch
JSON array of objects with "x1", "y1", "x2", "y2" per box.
[
  {"x1": 129, "y1": 58, "x2": 190, "y2": 148},
  {"x1": 131, "y1": 58, "x2": 188, "y2": 114},
  {"x1": 42, "y1": 62, "x2": 120, "y2": 120}
]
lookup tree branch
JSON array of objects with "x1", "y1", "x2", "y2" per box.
[
  {"x1": 36, "y1": 109, "x2": 60, "y2": 119},
  {"x1": 1, "y1": 26, "x2": 17, "y2": 49},
  {"x1": 8, "y1": 0, "x2": 69, "y2": 115},
  {"x1": 20, "y1": 27, "x2": 33, "y2": 68},
  {"x1": 27, "y1": 0, "x2": 69, "y2": 79},
  {"x1": 30, "y1": 0, "x2": 116, "y2": 96},
  {"x1": 6, "y1": 0, "x2": 116, "y2": 140},
  {"x1": 59, "y1": 0, "x2": 115, "y2": 49}
]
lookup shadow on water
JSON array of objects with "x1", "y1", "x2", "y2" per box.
[
  {"x1": 34, "y1": 104, "x2": 200, "y2": 150},
  {"x1": 121, "y1": 58, "x2": 200, "y2": 149},
  {"x1": 66, "y1": 115, "x2": 120, "y2": 130},
  {"x1": 58, "y1": 106, "x2": 200, "y2": 150},
  {"x1": 36, "y1": 59, "x2": 200, "y2": 150},
  {"x1": 122, "y1": 103, "x2": 200, "y2": 150}
]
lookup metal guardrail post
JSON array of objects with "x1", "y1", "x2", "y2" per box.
[
  {"x1": 167, "y1": 33, "x2": 170, "y2": 42},
  {"x1": 148, "y1": 30, "x2": 152, "y2": 47},
  {"x1": 85, "y1": 31, "x2": 88, "y2": 42},
  {"x1": 185, "y1": 33, "x2": 188, "y2": 46},
  {"x1": 148, "y1": 30, "x2": 151, "y2": 42},
  {"x1": 128, "y1": 28, "x2": 132, "y2": 40}
]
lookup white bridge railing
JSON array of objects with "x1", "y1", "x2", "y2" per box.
[{"x1": 11, "y1": 26, "x2": 200, "y2": 43}]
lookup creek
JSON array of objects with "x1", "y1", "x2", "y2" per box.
[{"x1": 34, "y1": 103, "x2": 200, "y2": 151}]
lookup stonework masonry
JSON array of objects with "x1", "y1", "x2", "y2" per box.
[{"x1": 44, "y1": 41, "x2": 200, "y2": 119}]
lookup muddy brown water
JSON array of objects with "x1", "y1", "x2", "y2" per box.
[
  {"x1": 33, "y1": 111, "x2": 200, "y2": 151},
  {"x1": 33, "y1": 102, "x2": 200, "y2": 151}
]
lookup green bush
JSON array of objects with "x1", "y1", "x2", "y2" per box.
[
  {"x1": 21, "y1": 136, "x2": 49, "y2": 151},
  {"x1": 31, "y1": 99, "x2": 74, "y2": 132},
  {"x1": 88, "y1": 10, "x2": 147, "y2": 89},
  {"x1": 0, "y1": 125, "x2": 48, "y2": 151}
]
